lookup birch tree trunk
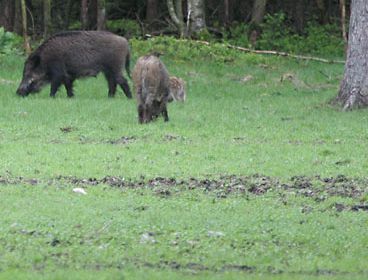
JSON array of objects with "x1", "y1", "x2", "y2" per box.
[
  {"x1": 43, "y1": 0, "x2": 51, "y2": 39},
  {"x1": 187, "y1": 0, "x2": 206, "y2": 35},
  {"x1": 20, "y1": 0, "x2": 31, "y2": 55},
  {"x1": 336, "y1": 0, "x2": 368, "y2": 110}
]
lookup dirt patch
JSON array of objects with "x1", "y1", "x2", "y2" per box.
[
  {"x1": 107, "y1": 136, "x2": 136, "y2": 145},
  {"x1": 1, "y1": 174, "x2": 367, "y2": 203}
]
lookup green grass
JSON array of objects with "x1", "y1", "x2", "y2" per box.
[{"x1": 0, "y1": 44, "x2": 367, "y2": 279}]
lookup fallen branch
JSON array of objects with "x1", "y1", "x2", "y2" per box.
[{"x1": 196, "y1": 40, "x2": 345, "y2": 64}]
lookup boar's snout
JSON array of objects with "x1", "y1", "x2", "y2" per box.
[{"x1": 16, "y1": 83, "x2": 29, "y2": 96}]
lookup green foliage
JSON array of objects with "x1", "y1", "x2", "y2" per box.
[
  {"x1": 0, "y1": 28, "x2": 22, "y2": 56},
  {"x1": 131, "y1": 36, "x2": 240, "y2": 64},
  {"x1": 223, "y1": 23, "x2": 251, "y2": 47},
  {"x1": 256, "y1": 13, "x2": 345, "y2": 58},
  {"x1": 106, "y1": 19, "x2": 141, "y2": 37}
]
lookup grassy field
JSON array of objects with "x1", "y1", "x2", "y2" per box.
[{"x1": 0, "y1": 40, "x2": 367, "y2": 279}]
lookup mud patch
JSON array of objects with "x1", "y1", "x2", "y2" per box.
[
  {"x1": 107, "y1": 136, "x2": 136, "y2": 145},
  {"x1": 1, "y1": 174, "x2": 367, "y2": 203}
]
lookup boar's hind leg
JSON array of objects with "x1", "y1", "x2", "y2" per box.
[
  {"x1": 116, "y1": 75, "x2": 132, "y2": 99},
  {"x1": 64, "y1": 78, "x2": 75, "y2": 98},
  {"x1": 138, "y1": 104, "x2": 145, "y2": 124}
]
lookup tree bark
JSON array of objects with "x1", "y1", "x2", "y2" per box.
[
  {"x1": 81, "y1": 0, "x2": 88, "y2": 30},
  {"x1": 339, "y1": 0, "x2": 348, "y2": 51},
  {"x1": 0, "y1": 0, "x2": 15, "y2": 32},
  {"x1": 336, "y1": 0, "x2": 368, "y2": 110},
  {"x1": 146, "y1": 0, "x2": 158, "y2": 23},
  {"x1": 186, "y1": 0, "x2": 206, "y2": 36},
  {"x1": 294, "y1": 0, "x2": 305, "y2": 33},
  {"x1": 43, "y1": 0, "x2": 52, "y2": 39},
  {"x1": 167, "y1": 0, "x2": 185, "y2": 36},
  {"x1": 96, "y1": 0, "x2": 106, "y2": 30},
  {"x1": 250, "y1": 0, "x2": 267, "y2": 46},
  {"x1": 251, "y1": 0, "x2": 267, "y2": 25},
  {"x1": 20, "y1": 0, "x2": 31, "y2": 55}
]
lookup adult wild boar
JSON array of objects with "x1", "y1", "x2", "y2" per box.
[
  {"x1": 17, "y1": 31, "x2": 132, "y2": 98},
  {"x1": 132, "y1": 54, "x2": 171, "y2": 123}
]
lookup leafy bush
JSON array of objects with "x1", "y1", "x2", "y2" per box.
[
  {"x1": 106, "y1": 19, "x2": 141, "y2": 38},
  {"x1": 255, "y1": 13, "x2": 344, "y2": 58},
  {"x1": 130, "y1": 36, "x2": 241, "y2": 64},
  {"x1": 0, "y1": 27, "x2": 22, "y2": 56}
]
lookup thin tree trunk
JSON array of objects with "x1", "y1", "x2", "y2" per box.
[
  {"x1": 336, "y1": 0, "x2": 368, "y2": 110},
  {"x1": 146, "y1": 0, "x2": 158, "y2": 23},
  {"x1": 88, "y1": 0, "x2": 97, "y2": 29},
  {"x1": 294, "y1": 0, "x2": 305, "y2": 33},
  {"x1": 0, "y1": 0, "x2": 15, "y2": 32},
  {"x1": 167, "y1": 0, "x2": 185, "y2": 36},
  {"x1": 340, "y1": 0, "x2": 348, "y2": 52},
  {"x1": 14, "y1": 0, "x2": 22, "y2": 34},
  {"x1": 20, "y1": 0, "x2": 31, "y2": 55},
  {"x1": 97, "y1": 0, "x2": 105, "y2": 30},
  {"x1": 223, "y1": 0, "x2": 229, "y2": 25},
  {"x1": 81, "y1": 0, "x2": 88, "y2": 30},
  {"x1": 43, "y1": 0, "x2": 51, "y2": 39}
]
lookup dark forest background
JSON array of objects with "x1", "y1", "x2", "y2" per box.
[{"x1": 0, "y1": 0, "x2": 350, "y2": 57}]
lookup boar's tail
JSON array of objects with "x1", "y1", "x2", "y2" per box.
[{"x1": 125, "y1": 51, "x2": 131, "y2": 79}]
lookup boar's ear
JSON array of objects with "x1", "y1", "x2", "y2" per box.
[{"x1": 29, "y1": 54, "x2": 41, "y2": 69}]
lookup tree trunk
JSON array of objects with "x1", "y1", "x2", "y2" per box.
[
  {"x1": 14, "y1": 0, "x2": 22, "y2": 34},
  {"x1": 167, "y1": 0, "x2": 185, "y2": 36},
  {"x1": 315, "y1": 0, "x2": 328, "y2": 24},
  {"x1": 336, "y1": 0, "x2": 368, "y2": 110},
  {"x1": 340, "y1": 0, "x2": 348, "y2": 51},
  {"x1": 43, "y1": 0, "x2": 52, "y2": 39},
  {"x1": 81, "y1": 0, "x2": 88, "y2": 30},
  {"x1": 146, "y1": 0, "x2": 158, "y2": 23},
  {"x1": 187, "y1": 0, "x2": 206, "y2": 35},
  {"x1": 250, "y1": 0, "x2": 267, "y2": 46},
  {"x1": 0, "y1": 0, "x2": 15, "y2": 32},
  {"x1": 88, "y1": 0, "x2": 97, "y2": 29},
  {"x1": 251, "y1": 0, "x2": 267, "y2": 25},
  {"x1": 96, "y1": 0, "x2": 105, "y2": 30},
  {"x1": 294, "y1": 0, "x2": 305, "y2": 33},
  {"x1": 20, "y1": 0, "x2": 31, "y2": 55}
]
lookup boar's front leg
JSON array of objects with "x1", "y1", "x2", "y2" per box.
[
  {"x1": 50, "y1": 78, "x2": 62, "y2": 97},
  {"x1": 48, "y1": 63, "x2": 65, "y2": 97},
  {"x1": 162, "y1": 105, "x2": 169, "y2": 122}
]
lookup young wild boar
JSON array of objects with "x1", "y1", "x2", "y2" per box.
[
  {"x1": 168, "y1": 76, "x2": 186, "y2": 102},
  {"x1": 16, "y1": 31, "x2": 132, "y2": 98},
  {"x1": 132, "y1": 54, "x2": 171, "y2": 123}
]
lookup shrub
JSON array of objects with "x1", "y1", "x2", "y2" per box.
[{"x1": 0, "y1": 27, "x2": 22, "y2": 56}]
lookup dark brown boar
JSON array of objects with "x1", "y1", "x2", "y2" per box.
[
  {"x1": 16, "y1": 31, "x2": 132, "y2": 98},
  {"x1": 132, "y1": 54, "x2": 171, "y2": 123}
]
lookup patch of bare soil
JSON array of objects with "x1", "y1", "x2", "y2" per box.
[{"x1": 0, "y1": 174, "x2": 367, "y2": 208}]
